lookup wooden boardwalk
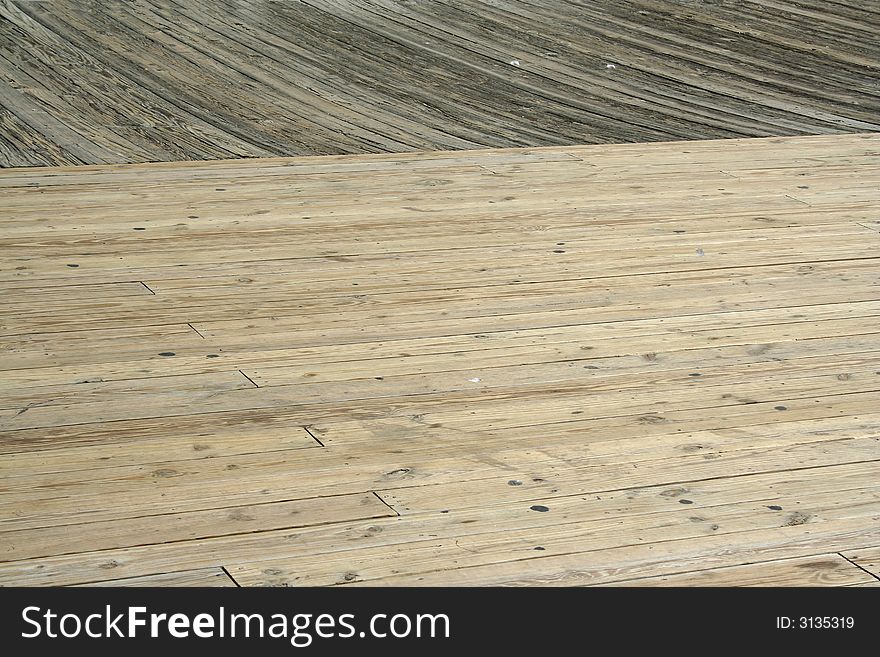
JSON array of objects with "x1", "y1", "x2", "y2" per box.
[
  {"x1": 2, "y1": 0, "x2": 879, "y2": 167},
  {"x1": 1, "y1": 133, "x2": 878, "y2": 586}
]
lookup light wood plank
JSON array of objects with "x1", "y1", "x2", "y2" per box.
[
  {"x1": 77, "y1": 567, "x2": 235, "y2": 588},
  {"x1": 841, "y1": 545, "x2": 880, "y2": 579},
  {"x1": 594, "y1": 554, "x2": 875, "y2": 587},
  {"x1": 2, "y1": 351, "x2": 877, "y2": 432},
  {"x1": 3, "y1": 416, "x2": 877, "y2": 531},
  {"x1": 0, "y1": 462, "x2": 873, "y2": 586},
  {"x1": 227, "y1": 476, "x2": 880, "y2": 586},
  {"x1": 0, "y1": 370, "x2": 254, "y2": 412},
  {"x1": 338, "y1": 520, "x2": 880, "y2": 587},
  {"x1": 0, "y1": 493, "x2": 395, "y2": 562}
]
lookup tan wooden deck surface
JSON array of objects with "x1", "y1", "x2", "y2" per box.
[{"x1": 0, "y1": 133, "x2": 879, "y2": 586}]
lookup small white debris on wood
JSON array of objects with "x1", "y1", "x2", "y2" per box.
[
  {"x1": 509, "y1": 59, "x2": 520, "y2": 66},
  {"x1": 696, "y1": 247, "x2": 705, "y2": 256},
  {"x1": 468, "y1": 377, "x2": 481, "y2": 383},
  {"x1": 605, "y1": 63, "x2": 617, "y2": 69}
]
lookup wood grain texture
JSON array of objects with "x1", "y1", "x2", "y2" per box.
[
  {"x1": 595, "y1": 554, "x2": 876, "y2": 587},
  {"x1": 0, "y1": 133, "x2": 878, "y2": 586},
  {"x1": 76, "y1": 567, "x2": 236, "y2": 588},
  {"x1": 1, "y1": 0, "x2": 878, "y2": 167},
  {"x1": 841, "y1": 545, "x2": 880, "y2": 579}
]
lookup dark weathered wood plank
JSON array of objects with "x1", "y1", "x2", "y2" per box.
[{"x1": 1, "y1": 0, "x2": 877, "y2": 167}]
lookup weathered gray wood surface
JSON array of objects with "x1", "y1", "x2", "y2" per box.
[{"x1": 1, "y1": 0, "x2": 878, "y2": 166}]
